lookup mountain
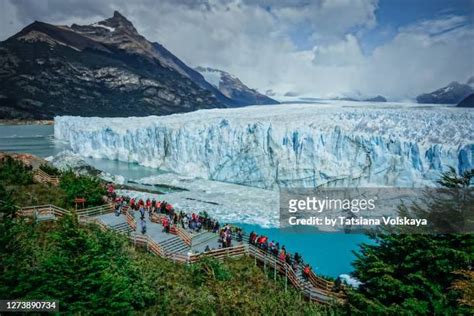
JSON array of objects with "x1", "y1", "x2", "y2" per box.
[
  {"x1": 416, "y1": 80, "x2": 474, "y2": 104},
  {"x1": 363, "y1": 95, "x2": 387, "y2": 102},
  {"x1": 457, "y1": 93, "x2": 474, "y2": 108},
  {"x1": 195, "y1": 67, "x2": 279, "y2": 106},
  {"x1": 333, "y1": 95, "x2": 387, "y2": 102},
  {"x1": 0, "y1": 11, "x2": 239, "y2": 119}
]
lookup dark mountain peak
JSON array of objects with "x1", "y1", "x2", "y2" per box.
[
  {"x1": 8, "y1": 20, "x2": 109, "y2": 52},
  {"x1": 417, "y1": 80, "x2": 474, "y2": 104},
  {"x1": 100, "y1": 10, "x2": 137, "y2": 34},
  {"x1": 11, "y1": 20, "x2": 53, "y2": 38},
  {"x1": 113, "y1": 10, "x2": 125, "y2": 19}
]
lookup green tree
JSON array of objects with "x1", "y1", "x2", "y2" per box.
[
  {"x1": 59, "y1": 171, "x2": 106, "y2": 207},
  {"x1": 0, "y1": 156, "x2": 33, "y2": 185},
  {"x1": 347, "y1": 169, "x2": 474, "y2": 315},
  {"x1": 0, "y1": 184, "x2": 17, "y2": 218}
]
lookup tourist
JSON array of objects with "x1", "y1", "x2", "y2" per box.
[
  {"x1": 139, "y1": 205, "x2": 145, "y2": 220},
  {"x1": 269, "y1": 240, "x2": 275, "y2": 253},
  {"x1": 140, "y1": 218, "x2": 147, "y2": 235},
  {"x1": 302, "y1": 264, "x2": 310, "y2": 281},
  {"x1": 236, "y1": 229, "x2": 243, "y2": 242},
  {"x1": 225, "y1": 231, "x2": 232, "y2": 248},
  {"x1": 160, "y1": 201, "x2": 167, "y2": 214},
  {"x1": 146, "y1": 198, "x2": 151, "y2": 211},
  {"x1": 294, "y1": 252, "x2": 301, "y2": 265},
  {"x1": 213, "y1": 221, "x2": 220, "y2": 233},
  {"x1": 114, "y1": 202, "x2": 121, "y2": 216},
  {"x1": 273, "y1": 242, "x2": 280, "y2": 257},
  {"x1": 162, "y1": 217, "x2": 170, "y2": 233},
  {"x1": 285, "y1": 253, "x2": 292, "y2": 265},
  {"x1": 249, "y1": 232, "x2": 257, "y2": 245},
  {"x1": 279, "y1": 249, "x2": 286, "y2": 262}
]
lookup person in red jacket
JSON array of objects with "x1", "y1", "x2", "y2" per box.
[
  {"x1": 279, "y1": 249, "x2": 286, "y2": 261},
  {"x1": 302, "y1": 264, "x2": 311, "y2": 281},
  {"x1": 162, "y1": 217, "x2": 170, "y2": 233}
]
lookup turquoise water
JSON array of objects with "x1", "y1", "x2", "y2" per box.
[
  {"x1": 0, "y1": 124, "x2": 65, "y2": 157},
  {"x1": 0, "y1": 124, "x2": 371, "y2": 277},
  {"x1": 237, "y1": 224, "x2": 370, "y2": 277},
  {"x1": 0, "y1": 124, "x2": 163, "y2": 180}
]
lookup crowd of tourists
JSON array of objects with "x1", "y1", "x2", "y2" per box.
[
  {"x1": 248, "y1": 231, "x2": 311, "y2": 280},
  {"x1": 108, "y1": 183, "x2": 313, "y2": 281},
  {"x1": 113, "y1": 194, "x2": 220, "y2": 235}
]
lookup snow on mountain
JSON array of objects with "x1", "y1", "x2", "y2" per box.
[
  {"x1": 54, "y1": 101, "x2": 474, "y2": 189},
  {"x1": 416, "y1": 80, "x2": 474, "y2": 104},
  {"x1": 195, "y1": 67, "x2": 279, "y2": 105}
]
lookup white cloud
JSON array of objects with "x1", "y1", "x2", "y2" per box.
[
  {"x1": 361, "y1": 16, "x2": 474, "y2": 98},
  {"x1": 312, "y1": 34, "x2": 365, "y2": 67}
]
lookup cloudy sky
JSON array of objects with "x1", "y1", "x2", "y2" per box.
[{"x1": 1, "y1": 0, "x2": 473, "y2": 100}]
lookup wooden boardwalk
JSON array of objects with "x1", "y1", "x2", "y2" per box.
[{"x1": 14, "y1": 202, "x2": 345, "y2": 304}]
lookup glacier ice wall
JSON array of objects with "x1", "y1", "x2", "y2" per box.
[{"x1": 54, "y1": 102, "x2": 474, "y2": 189}]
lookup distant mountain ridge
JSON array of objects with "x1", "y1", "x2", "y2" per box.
[
  {"x1": 0, "y1": 11, "x2": 263, "y2": 119},
  {"x1": 457, "y1": 93, "x2": 474, "y2": 108},
  {"x1": 195, "y1": 67, "x2": 279, "y2": 106},
  {"x1": 416, "y1": 78, "x2": 474, "y2": 104},
  {"x1": 333, "y1": 95, "x2": 387, "y2": 102}
]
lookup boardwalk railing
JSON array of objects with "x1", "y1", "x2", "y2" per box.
[
  {"x1": 247, "y1": 244, "x2": 340, "y2": 304},
  {"x1": 126, "y1": 210, "x2": 137, "y2": 231},
  {"x1": 188, "y1": 244, "x2": 246, "y2": 263},
  {"x1": 79, "y1": 216, "x2": 109, "y2": 232},
  {"x1": 33, "y1": 169, "x2": 60, "y2": 186},
  {"x1": 147, "y1": 237, "x2": 166, "y2": 257},
  {"x1": 175, "y1": 226, "x2": 192, "y2": 246},
  {"x1": 76, "y1": 203, "x2": 114, "y2": 218},
  {"x1": 18, "y1": 204, "x2": 69, "y2": 220}
]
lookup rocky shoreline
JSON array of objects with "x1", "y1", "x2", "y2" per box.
[{"x1": 0, "y1": 119, "x2": 54, "y2": 125}]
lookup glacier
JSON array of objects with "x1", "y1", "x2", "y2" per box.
[{"x1": 54, "y1": 101, "x2": 474, "y2": 189}]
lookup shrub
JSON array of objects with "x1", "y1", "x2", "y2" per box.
[
  {"x1": 0, "y1": 156, "x2": 33, "y2": 185},
  {"x1": 59, "y1": 171, "x2": 106, "y2": 207},
  {"x1": 39, "y1": 163, "x2": 61, "y2": 176}
]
